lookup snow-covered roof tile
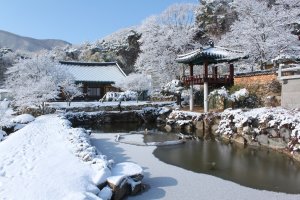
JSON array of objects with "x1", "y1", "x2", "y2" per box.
[{"x1": 59, "y1": 61, "x2": 126, "y2": 83}]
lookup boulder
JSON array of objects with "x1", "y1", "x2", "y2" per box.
[
  {"x1": 268, "y1": 138, "x2": 286, "y2": 149},
  {"x1": 107, "y1": 162, "x2": 144, "y2": 200},
  {"x1": 183, "y1": 124, "x2": 194, "y2": 133},
  {"x1": 194, "y1": 120, "x2": 204, "y2": 130},
  {"x1": 233, "y1": 135, "x2": 246, "y2": 145},
  {"x1": 127, "y1": 177, "x2": 143, "y2": 195},
  {"x1": 111, "y1": 162, "x2": 143, "y2": 177},
  {"x1": 257, "y1": 134, "x2": 269, "y2": 146},
  {"x1": 107, "y1": 175, "x2": 129, "y2": 200},
  {"x1": 98, "y1": 186, "x2": 113, "y2": 200},
  {"x1": 264, "y1": 95, "x2": 279, "y2": 107},
  {"x1": 279, "y1": 127, "x2": 291, "y2": 141},
  {"x1": 242, "y1": 126, "x2": 251, "y2": 135},
  {"x1": 92, "y1": 167, "x2": 111, "y2": 188},
  {"x1": 292, "y1": 152, "x2": 300, "y2": 163},
  {"x1": 195, "y1": 129, "x2": 204, "y2": 138},
  {"x1": 266, "y1": 128, "x2": 278, "y2": 138},
  {"x1": 0, "y1": 130, "x2": 4, "y2": 141},
  {"x1": 211, "y1": 124, "x2": 219, "y2": 136},
  {"x1": 164, "y1": 125, "x2": 172, "y2": 132}
]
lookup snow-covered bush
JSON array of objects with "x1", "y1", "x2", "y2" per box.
[
  {"x1": 161, "y1": 79, "x2": 184, "y2": 95},
  {"x1": 209, "y1": 87, "x2": 257, "y2": 109},
  {"x1": 118, "y1": 91, "x2": 137, "y2": 101},
  {"x1": 209, "y1": 87, "x2": 231, "y2": 100},
  {"x1": 103, "y1": 91, "x2": 137, "y2": 102},
  {"x1": 105, "y1": 92, "x2": 120, "y2": 101},
  {"x1": 231, "y1": 88, "x2": 249, "y2": 102},
  {"x1": 114, "y1": 73, "x2": 151, "y2": 101}
]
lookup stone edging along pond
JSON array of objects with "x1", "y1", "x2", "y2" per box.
[{"x1": 63, "y1": 106, "x2": 300, "y2": 164}]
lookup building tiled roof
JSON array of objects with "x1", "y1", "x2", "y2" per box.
[
  {"x1": 59, "y1": 61, "x2": 126, "y2": 83},
  {"x1": 235, "y1": 70, "x2": 276, "y2": 77}
]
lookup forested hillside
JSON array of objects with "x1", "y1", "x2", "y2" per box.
[{"x1": 1, "y1": 0, "x2": 299, "y2": 88}]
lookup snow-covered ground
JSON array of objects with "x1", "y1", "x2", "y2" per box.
[
  {"x1": 0, "y1": 115, "x2": 102, "y2": 200},
  {"x1": 91, "y1": 133, "x2": 300, "y2": 200}
]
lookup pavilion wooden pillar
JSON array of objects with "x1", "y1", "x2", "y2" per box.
[
  {"x1": 203, "y1": 61, "x2": 209, "y2": 113},
  {"x1": 229, "y1": 63, "x2": 234, "y2": 84},
  {"x1": 189, "y1": 63, "x2": 194, "y2": 111},
  {"x1": 213, "y1": 66, "x2": 218, "y2": 79}
]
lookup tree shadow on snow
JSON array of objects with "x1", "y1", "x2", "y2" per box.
[
  {"x1": 90, "y1": 135, "x2": 178, "y2": 199},
  {"x1": 90, "y1": 137, "x2": 130, "y2": 163}
]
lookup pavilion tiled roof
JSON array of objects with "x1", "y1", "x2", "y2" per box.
[{"x1": 176, "y1": 45, "x2": 248, "y2": 65}]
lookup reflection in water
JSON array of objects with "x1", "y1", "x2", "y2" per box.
[
  {"x1": 154, "y1": 140, "x2": 300, "y2": 194},
  {"x1": 93, "y1": 125, "x2": 300, "y2": 194}
]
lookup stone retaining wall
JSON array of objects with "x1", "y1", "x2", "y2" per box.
[{"x1": 161, "y1": 109, "x2": 300, "y2": 163}]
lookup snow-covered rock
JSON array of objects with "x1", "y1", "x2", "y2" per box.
[
  {"x1": 111, "y1": 162, "x2": 143, "y2": 181},
  {"x1": 11, "y1": 114, "x2": 35, "y2": 124},
  {"x1": 0, "y1": 129, "x2": 6, "y2": 141},
  {"x1": 98, "y1": 186, "x2": 113, "y2": 200},
  {"x1": 92, "y1": 166, "x2": 111, "y2": 186},
  {"x1": 105, "y1": 162, "x2": 144, "y2": 199}
]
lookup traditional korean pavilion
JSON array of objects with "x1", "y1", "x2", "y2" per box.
[{"x1": 176, "y1": 42, "x2": 247, "y2": 112}]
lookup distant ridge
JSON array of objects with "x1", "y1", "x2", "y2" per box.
[{"x1": 0, "y1": 30, "x2": 71, "y2": 52}]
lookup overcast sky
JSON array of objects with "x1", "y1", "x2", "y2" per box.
[{"x1": 0, "y1": 0, "x2": 198, "y2": 44}]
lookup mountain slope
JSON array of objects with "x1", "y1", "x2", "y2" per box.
[{"x1": 0, "y1": 30, "x2": 71, "y2": 52}]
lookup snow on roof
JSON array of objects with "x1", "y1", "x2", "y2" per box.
[
  {"x1": 176, "y1": 46, "x2": 248, "y2": 65},
  {"x1": 272, "y1": 54, "x2": 300, "y2": 63},
  {"x1": 59, "y1": 61, "x2": 126, "y2": 83}
]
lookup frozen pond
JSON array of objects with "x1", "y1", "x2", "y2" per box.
[{"x1": 92, "y1": 124, "x2": 300, "y2": 194}]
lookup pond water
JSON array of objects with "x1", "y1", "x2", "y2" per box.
[{"x1": 92, "y1": 124, "x2": 300, "y2": 194}]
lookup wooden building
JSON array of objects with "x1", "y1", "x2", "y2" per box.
[
  {"x1": 176, "y1": 42, "x2": 247, "y2": 112},
  {"x1": 59, "y1": 61, "x2": 126, "y2": 100}
]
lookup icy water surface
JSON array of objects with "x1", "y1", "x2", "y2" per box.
[{"x1": 93, "y1": 125, "x2": 300, "y2": 194}]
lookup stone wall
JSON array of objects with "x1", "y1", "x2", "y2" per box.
[
  {"x1": 234, "y1": 73, "x2": 277, "y2": 86},
  {"x1": 234, "y1": 72, "x2": 281, "y2": 107}
]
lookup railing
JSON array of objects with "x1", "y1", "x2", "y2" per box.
[
  {"x1": 181, "y1": 74, "x2": 234, "y2": 86},
  {"x1": 277, "y1": 65, "x2": 300, "y2": 80}
]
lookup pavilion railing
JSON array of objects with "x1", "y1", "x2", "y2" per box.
[{"x1": 181, "y1": 74, "x2": 234, "y2": 86}]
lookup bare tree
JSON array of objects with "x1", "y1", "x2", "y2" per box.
[{"x1": 5, "y1": 55, "x2": 81, "y2": 113}]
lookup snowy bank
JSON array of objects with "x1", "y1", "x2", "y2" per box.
[
  {"x1": 0, "y1": 115, "x2": 100, "y2": 199},
  {"x1": 0, "y1": 115, "x2": 144, "y2": 200}
]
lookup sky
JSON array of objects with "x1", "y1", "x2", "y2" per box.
[{"x1": 0, "y1": 0, "x2": 198, "y2": 44}]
